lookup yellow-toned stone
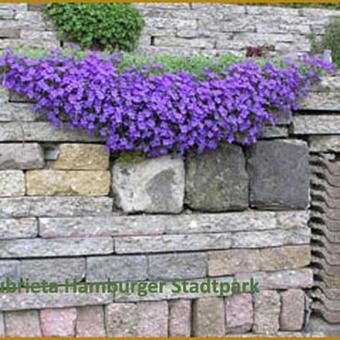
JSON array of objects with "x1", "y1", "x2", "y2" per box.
[
  {"x1": 50, "y1": 144, "x2": 109, "y2": 170},
  {"x1": 26, "y1": 170, "x2": 110, "y2": 196}
]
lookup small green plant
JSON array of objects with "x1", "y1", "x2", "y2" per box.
[{"x1": 44, "y1": 4, "x2": 144, "y2": 52}]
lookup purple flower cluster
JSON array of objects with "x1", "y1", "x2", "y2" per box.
[{"x1": 0, "y1": 50, "x2": 335, "y2": 157}]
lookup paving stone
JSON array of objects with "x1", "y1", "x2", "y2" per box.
[
  {"x1": 0, "y1": 260, "x2": 20, "y2": 282},
  {"x1": 112, "y1": 154, "x2": 184, "y2": 213},
  {"x1": 169, "y1": 299, "x2": 191, "y2": 337},
  {"x1": 76, "y1": 306, "x2": 106, "y2": 337},
  {"x1": 280, "y1": 289, "x2": 305, "y2": 331},
  {"x1": 40, "y1": 308, "x2": 77, "y2": 337},
  {"x1": 0, "y1": 170, "x2": 25, "y2": 196},
  {"x1": 0, "y1": 218, "x2": 37, "y2": 239},
  {"x1": 193, "y1": 297, "x2": 225, "y2": 336},
  {"x1": 248, "y1": 140, "x2": 309, "y2": 209},
  {"x1": 186, "y1": 145, "x2": 249, "y2": 212},
  {"x1": 5, "y1": 310, "x2": 41, "y2": 336}
]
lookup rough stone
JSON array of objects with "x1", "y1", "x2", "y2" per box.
[
  {"x1": 0, "y1": 218, "x2": 37, "y2": 239},
  {"x1": 0, "y1": 260, "x2": 20, "y2": 282},
  {"x1": 280, "y1": 289, "x2": 305, "y2": 331},
  {"x1": 0, "y1": 170, "x2": 25, "y2": 196},
  {"x1": 21, "y1": 258, "x2": 86, "y2": 283},
  {"x1": 300, "y1": 92, "x2": 340, "y2": 111},
  {"x1": 87, "y1": 255, "x2": 147, "y2": 282},
  {"x1": 105, "y1": 303, "x2": 138, "y2": 337},
  {"x1": 50, "y1": 143, "x2": 109, "y2": 170},
  {"x1": 186, "y1": 144, "x2": 249, "y2": 212},
  {"x1": 148, "y1": 253, "x2": 207, "y2": 279},
  {"x1": 253, "y1": 290, "x2": 280, "y2": 334},
  {"x1": 26, "y1": 170, "x2": 110, "y2": 196},
  {"x1": 5, "y1": 310, "x2": 41, "y2": 337},
  {"x1": 247, "y1": 140, "x2": 309, "y2": 209},
  {"x1": 208, "y1": 249, "x2": 261, "y2": 276},
  {"x1": 293, "y1": 114, "x2": 340, "y2": 135},
  {"x1": 192, "y1": 297, "x2": 225, "y2": 336},
  {"x1": 0, "y1": 313, "x2": 3, "y2": 336},
  {"x1": 0, "y1": 237, "x2": 113, "y2": 258},
  {"x1": 0, "y1": 103, "x2": 45, "y2": 122},
  {"x1": 225, "y1": 293, "x2": 253, "y2": 333},
  {"x1": 310, "y1": 136, "x2": 340, "y2": 153},
  {"x1": 0, "y1": 143, "x2": 44, "y2": 170},
  {"x1": 76, "y1": 306, "x2": 106, "y2": 337},
  {"x1": 115, "y1": 233, "x2": 231, "y2": 254},
  {"x1": 260, "y1": 245, "x2": 311, "y2": 271},
  {"x1": 40, "y1": 308, "x2": 77, "y2": 337},
  {"x1": 112, "y1": 155, "x2": 185, "y2": 213},
  {"x1": 136, "y1": 301, "x2": 168, "y2": 336},
  {"x1": 0, "y1": 196, "x2": 113, "y2": 217},
  {"x1": 169, "y1": 299, "x2": 191, "y2": 337},
  {"x1": 275, "y1": 211, "x2": 309, "y2": 229}
]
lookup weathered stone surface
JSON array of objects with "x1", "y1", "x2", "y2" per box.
[
  {"x1": 137, "y1": 301, "x2": 168, "y2": 336},
  {"x1": 248, "y1": 140, "x2": 309, "y2": 209},
  {"x1": 0, "y1": 103, "x2": 45, "y2": 122},
  {"x1": 169, "y1": 299, "x2": 191, "y2": 337},
  {"x1": 0, "y1": 170, "x2": 25, "y2": 196},
  {"x1": 301, "y1": 92, "x2": 340, "y2": 111},
  {"x1": 0, "y1": 260, "x2": 20, "y2": 282},
  {"x1": 260, "y1": 245, "x2": 311, "y2": 271},
  {"x1": 193, "y1": 297, "x2": 225, "y2": 336},
  {"x1": 112, "y1": 155, "x2": 184, "y2": 213},
  {"x1": 26, "y1": 170, "x2": 110, "y2": 196},
  {"x1": 0, "y1": 196, "x2": 113, "y2": 217},
  {"x1": 0, "y1": 143, "x2": 44, "y2": 170},
  {"x1": 105, "y1": 303, "x2": 138, "y2": 337},
  {"x1": 115, "y1": 233, "x2": 231, "y2": 254},
  {"x1": 41, "y1": 308, "x2": 77, "y2": 337},
  {"x1": 208, "y1": 249, "x2": 261, "y2": 276},
  {"x1": 87, "y1": 255, "x2": 147, "y2": 282},
  {"x1": 0, "y1": 237, "x2": 113, "y2": 258},
  {"x1": 310, "y1": 136, "x2": 340, "y2": 152},
  {"x1": 225, "y1": 293, "x2": 253, "y2": 333},
  {"x1": 76, "y1": 306, "x2": 106, "y2": 337},
  {"x1": 50, "y1": 144, "x2": 109, "y2": 170},
  {"x1": 0, "y1": 313, "x2": 3, "y2": 336},
  {"x1": 280, "y1": 289, "x2": 305, "y2": 331},
  {"x1": 21, "y1": 258, "x2": 85, "y2": 283},
  {"x1": 253, "y1": 290, "x2": 280, "y2": 334},
  {"x1": 293, "y1": 114, "x2": 340, "y2": 134},
  {"x1": 5, "y1": 310, "x2": 41, "y2": 336},
  {"x1": 186, "y1": 145, "x2": 249, "y2": 212},
  {"x1": 0, "y1": 218, "x2": 37, "y2": 239},
  {"x1": 263, "y1": 126, "x2": 288, "y2": 138},
  {"x1": 148, "y1": 253, "x2": 207, "y2": 279},
  {"x1": 275, "y1": 211, "x2": 309, "y2": 229}
]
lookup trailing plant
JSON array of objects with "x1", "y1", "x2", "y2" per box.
[
  {"x1": 0, "y1": 49, "x2": 335, "y2": 158},
  {"x1": 44, "y1": 4, "x2": 144, "y2": 52}
]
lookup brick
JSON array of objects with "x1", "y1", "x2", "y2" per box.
[
  {"x1": 0, "y1": 260, "x2": 20, "y2": 282},
  {"x1": 87, "y1": 255, "x2": 147, "y2": 282},
  {"x1": 0, "y1": 237, "x2": 113, "y2": 258},
  {"x1": 26, "y1": 170, "x2": 110, "y2": 196},
  {"x1": 40, "y1": 308, "x2": 77, "y2": 337},
  {"x1": 225, "y1": 293, "x2": 253, "y2": 333},
  {"x1": 280, "y1": 289, "x2": 305, "y2": 331},
  {"x1": 76, "y1": 306, "x2": 106, "y2": 337},
  {"x1": 253, "y1": 290, "x2": 280, "y2": 334},
  {"x1": 169, "y1": 300, "x2": 191, "y2": 337},
  {"x1": 193, "y1": 297, "x2": 225, "y2": 336},
  {"x1": 50, "y1": 143, "x2": 109, "y2": 170},
  {"x1": 0, "y1": 170, "x2": 25, "y2": 196},
  {"x1": 5, "y1": 310, "x2": 41, "y2": 336},
  {"x1": 208, "y1": 249, "x2": 261, "y2": 276},
  {"x1": 0, "y1": 218, "x2": 37, "y2": 239}
]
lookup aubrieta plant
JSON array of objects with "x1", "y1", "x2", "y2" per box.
[{"x1": 0, "y1": 49, "x2": 335, "y2": 157}]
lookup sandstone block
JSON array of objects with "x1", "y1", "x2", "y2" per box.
[
  {"x1": 5, "y1": 310, "x2": 41, "y2": 337},
  {"x1": 169, "y1": 299, "x2": 191, "y2": 337},
  {"x1": 280, "y1": 289, "x2": 305, "y2": 331},
  {"x1": 76, "y1": 306, "x2": 106, "y2": 337},
  {"x1": 0, "y1": 170, "x2": 25, "y2": 196}
]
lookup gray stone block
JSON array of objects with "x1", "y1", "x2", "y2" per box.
[
  {"x1": 0, "y1": 218, "x2": 37, "y2": 239},
  {"x1": 247, "y1": 140, "x2": 309, "y2": 209},
  {"x1": 0, "y1": 261, "x2": 20, "y2": 282},
  {"x1": 185, "y1": 144, "x2": 249, "y2": 212}
]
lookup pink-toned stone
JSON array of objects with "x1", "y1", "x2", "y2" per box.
[
  {"x1": 76, "y1": 306, "x2": 106, "y2": 337},
  {"x1": 253, "y1": 290, "x2": 280, "y2": 335},
  {"x1": 0, "y1": 313, "x2": 4, "y2": 336},
  {"x1": 169, "y1": 299, "x2": 191, "y2": 337},
  {"x1": 105, "y1": 303, "x2": 137, "y2": 337},
  {"x1": 137, "y1": 301, "x2": 168, "y2": 337},
  {"x1": 40, "y1": 308, "x2": 77, "y2": 337},
  {"x1": 5, "y1": 310, "x2": 41, "y2": 337},
  {"x1": 193, "y1": 297, "x2": 225, "y2": 337},
  {"x1": 280, "y1": 289, "x2": 305, "y2": 331},
  {"x1": 225, "y1": 293, "x2": 253, "y2": 333}
]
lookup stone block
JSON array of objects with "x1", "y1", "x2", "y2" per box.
[
  {"x1": 310, "y1": 136, "x2": 340, "y2": 153},
  {"x1": 186, "y1": 145, "x2": 249, "y2": 212},
  {"x1": 76, "y1": 306, "x2": 106, "y2": 337},
  {"x1": 280, "y1": 289, "x2": 305, "y2": 331},
  {"x1": 247, "y1": 140, "x2": 309, "y2": 209},
  {"x1": 293, "y1": 114, "x2": 340, "y2": 134},
  {"x1": 26, "y1": 170, "x2": 110, "y2": 196},
  {"x1": 0, "y1": 313, "x2": 3, "y2": 336},
  {"x1": 112, "y1": 155, "x2": 184, "y2": 213},
  {"x1": 0, "y1": 103, "x2": 45, "y2": 122},
  {"x1": 0, "y1": 170, "x2": 25, "y2": 196},
  {"x1": 0, "y1": 218, "x2": 37, "y2": 239},
  {"x1": 0, "y1": 260, "x2": 20, "y2": 282},
  {"x1": 169, "y1": 299, "x2": 191, "y2": 337},
  {"x1": 5, "y1": 310, "x2": 41, "y2": 337}
]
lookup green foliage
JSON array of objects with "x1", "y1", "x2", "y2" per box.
[{"x1": 44, "y1": 3, "x2": 144, "y2": 52}]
